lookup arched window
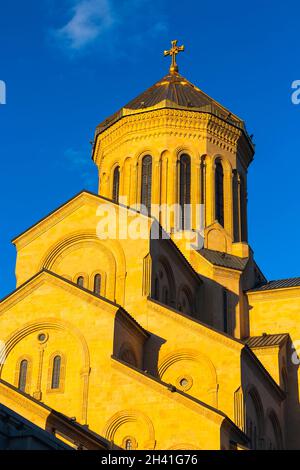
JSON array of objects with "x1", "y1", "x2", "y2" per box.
[
  {"x1": 93, "y1": 274, "x2": 101, "y2": 295},
  {"x1": 77, "y1": 276, "x2": 84, "y2": 288},
  {"x1": 125, "y1": 439, "x2": 133, "y2": 450},
  {"x1": 112, "y1": 166, "x2": 120, "y2": 203},
  {"x1": 51, "y1": 355, "x2": 61, "y2": 389},
  {"x1": 179, "y1": 154, "x2": 191, "y2": 229},
  {"x1": 141, "y1": 155, "x2": 152, "y2": 215},
  {"x1": 245, "y1": 387, "x2": 264, "y2": 449},
  {"x1": 18, "y1": 359, "x2": 28, "y2": 392},
  {"x1": 215, "y1": 159, "x2": 224, "y2": 226}
]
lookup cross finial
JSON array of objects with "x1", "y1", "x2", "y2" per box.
[{"x1": 164, "y1": 40, "x2": 185, "y2": 74}]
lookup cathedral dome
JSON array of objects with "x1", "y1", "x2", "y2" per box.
[{"x1": 95, "y1": 72, "x2": 247, "y2": 137}]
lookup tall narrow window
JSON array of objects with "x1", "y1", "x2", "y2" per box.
[
  {"x1": 179, "y1": 154, "x2": 191, "y2": 229},
  {"x1": 77, "y1": 276, "x2": 84, "y2": 288},
  {"x1": 215, "y1": 159, "x2": 224, "y2": 226},
  {"x1": 223, "y1": 289, "x2": 228, "y2": 333},
  {"x1": 141, "y1": 155, "x2": 152, "y2": 215},
  {"x1": 51, "y1": 355, "x2": 61, "y2": 389},
  {"x1": 240, "y1": 176, "x2": 247, "y2": 242},
  {"x1": 93, "y1": 274, "x2": 101, "y2": 295},
  {"x1": 112, "y1": 166, "x2": 120, "y2": 203},
  {"x1": 18, "y1": 359, "x2": 28, "y2": 392}
]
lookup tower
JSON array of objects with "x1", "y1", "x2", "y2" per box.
[
  {"x1": 1, "y1": 40, "x2": 298, "y2": 451},
  {"x1": 92, "y1": 40, "x2": 254, "y2": 259}
]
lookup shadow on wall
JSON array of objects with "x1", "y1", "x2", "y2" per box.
[
  {"x1": 149, "y1": 223, "x2": 202, "y2": 319},
  {"x1": 240, "y1": 348, "x2": 285, "y2": 450},
  {"x1": 143, "y1": 332, "x2": 166, "y2": 377},
  {"x1": 284, "y1": 337, "x2": 300, "y2": 449},
  {"x1": 194, "y1": 273, "x2": 240, "y2": 337},
  {"x1": 220, "y1": 418, "x2": 249, "y2": 450},
  {"x1": 45, "y1": 410, "x2": 115, "y2": 450}
]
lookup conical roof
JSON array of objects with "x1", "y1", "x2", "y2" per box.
[{"x1": 95, "y1": 72, "x2": 248, "y2": 138}]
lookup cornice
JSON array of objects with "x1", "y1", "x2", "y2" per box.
[
  {"x1": 249, "y1": 346, "x2": 279, "y2": 356},
  {"x1": 111, "y1": 357, "x2": 225, "y2": 426},
  {"x1": 94, "y1": 109, "x2": 245, "y2": 165},
  {"x1": 13, "y1": 191, "x2": 96, "y2": 250},
  {"x1": 0, "y1": 381, "x2": 49, "y2": 421},
  {"x1": 0, "y1": 270, "x2": 116, "y2": 315},
  {"x1": 247, "y1": 286, "x2": 300, "y2": 302},
  {"x1": 147, "y1": 298, "x2": 243, "y2": 352}
]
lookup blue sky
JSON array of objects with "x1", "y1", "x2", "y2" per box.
[{"x1": 0, "y1": 0, "x2": 300, "y2": 298}]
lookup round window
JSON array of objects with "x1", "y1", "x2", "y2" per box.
[
  {"x1": 176, "y1": 375, "x2": 193, "y2": 391},
  {"x1": 37, "y1": 333, "x2": 48, "y2": 343},
  {"x1": 180, "y1": 378, "x2": 189, "y2": 387}
]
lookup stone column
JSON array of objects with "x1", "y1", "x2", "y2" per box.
[{"x1": 224, "y1": 166, "x2": 233, "y2": 238}]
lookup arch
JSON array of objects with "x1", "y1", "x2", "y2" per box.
[
  {"x1": 122, "y1": 435, "x2": 137, "y2": 450},
  {"x1": 52, "y1": 355, "x2": 61, "y2": 388},
  {"x1": 211, "y1": 154, "x2": 233, "y2": 173},
  {"x1": 155, "y1": 256, "x2": 176, "y2": 307},
  {"x1": 168, "y1": 443, "x2": 200, "y2": 450},
  {"x1": 14, "y1": 355, "x2": 32, "y2": 394},
  {"x1": 112, "y1": 166, "x2": 120, "y2": 203},
  {"x1": 102, "y1": 410, "x2": 155, "y2": 450},
  {"x1": 266, "y1": 409, "x2": 283, "y2": 450},
  {"x1": 0, "y1": 318, "x2": 90, "y2": 423},
  {"x1": 141, "y1": 155, "x2": 152, "y2": 215},
  {"x1": 47, "y1": 351, "x2": 66, "y2": 393},
  {"x1": 158, "y1": 349, "x2": 217, "y2": 385},
  {"x1": 90, "y1": 269, "x2": 106, "y2": 296},
  {"x1": 39, "y1": 232, "x2": 126, "y2": 305},
  {"x1": 244, "y1": 385, "x2": 265, "y2": 449},
  {"x1": 93, "y1": 273, "x2": 101, "y2": 295},
  {"x1": 17, "y1": 358, "x2": 30, "y2": 393},
  {"x1": 176, "y1": 284, "x2": 194, "y2": 316},
  {"x1": 76, "y1": 275, "x2": 85, "y2": 288},
  {"x1": 179, "y1": 154, "x2": 191, "y2": 229}
]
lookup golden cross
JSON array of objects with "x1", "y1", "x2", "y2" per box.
[{"x1": 164, "y1": 40, "x2": 185, "y2": 74}]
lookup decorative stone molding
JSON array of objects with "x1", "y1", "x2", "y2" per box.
[
  {"x1": 102, "y1": 409, "x2": 156, "y2": 450},
  {"x1": 147, "y1": 300, "x2": 243, "y2": 351},
  {"x1": 94, "y1": 109, "x2": 246, "y2": 165},
  {"x1": 0, "y1": 317, "x2": 90, "y2": 424}
]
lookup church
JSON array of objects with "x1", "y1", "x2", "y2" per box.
[{"x1": 0, "y1": 41, "x2": 300, "y2": 450}]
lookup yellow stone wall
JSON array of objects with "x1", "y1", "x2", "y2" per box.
[
  {"x1": 247, "y1": 288, "x2": 300, "y2": 448},
  {"x1": 0, "y1": 86, "x2": 294, "y2": 451},
  {"x1": 0, "y1": 271, "x2": 250, "y2": 450},
  {"x1": 93, "y1": 108, "x2": 252, "y2": 251}
]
